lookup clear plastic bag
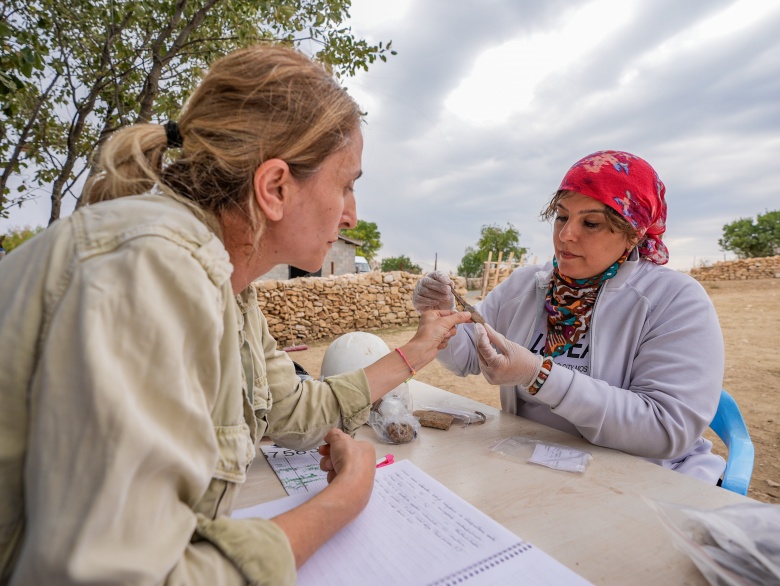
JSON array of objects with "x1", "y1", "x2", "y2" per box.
[
  {"x1": 370, "y1": 391, "x2": 420, "y2": 444},
  {"x1": 489, "y1": 436, "x2": 592, "y2": 473},
  {"x1": 646, "y1": 499, "x2": 780, "y2": 586}
]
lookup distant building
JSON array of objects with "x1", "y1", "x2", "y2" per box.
[{"x1": 260, "y1": 234, "x2": 364, "y2": 280}]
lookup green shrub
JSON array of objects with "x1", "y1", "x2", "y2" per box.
[{"x1": 1, "y1": 225, "x2": 45, "y2": 253}]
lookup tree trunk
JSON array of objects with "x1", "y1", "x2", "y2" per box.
[
  {"x1": 135, "y1": 0, "x2": 221, "y2": 123},
  {"x1": 48, "y1": 13, "x2": 134, "y2": 221},
  {"x1": 74, "y1": 0, "x2": 223, "y2": 209}
]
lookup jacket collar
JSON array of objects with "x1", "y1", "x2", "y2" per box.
[{"x1": 605, "y1": 247, "x2": 640, "y2": 289}]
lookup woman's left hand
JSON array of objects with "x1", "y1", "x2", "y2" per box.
[
  {"x1": 402, "y1": 309, "x2": 473, "y2": 366},
  {"x1": 474, "y1": 322, "x2": 543, "y2": 387},
  {"x1": 364, "y1": 310, "x2": 472, "y2": 403},
  {"x1": 420, "y1": 308, "x2": 472, "y2": 347}
]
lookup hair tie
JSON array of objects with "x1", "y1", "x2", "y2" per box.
[{"x1": 164, "y1": 120, "x2": 183, "y2": 149}]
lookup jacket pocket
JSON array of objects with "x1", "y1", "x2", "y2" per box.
[{"x1": 213, "y1": 423, "x2": 255, "y2": 484}]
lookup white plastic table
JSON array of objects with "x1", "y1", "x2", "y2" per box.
[{"x1": 236, "y1": 380, "x2": 752, "y2": 585}]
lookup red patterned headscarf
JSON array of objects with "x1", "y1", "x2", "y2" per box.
[{"x1": 557, "y1": 150, "x2": 669, "y2": 265}]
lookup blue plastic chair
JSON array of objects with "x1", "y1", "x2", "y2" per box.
[{"x1": 709, "y1": 389, "x2": 754, "y2": 496}]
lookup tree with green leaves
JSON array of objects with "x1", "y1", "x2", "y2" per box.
[
  {"x1": 381, "y1": 255, "x2": 421, "y2": 274},
  {"x1": 719, "y1": 210, "x2": 780, "y2": 258},
  {"x1": 457, "y1": 246, "x2": 484, "y2": 279},
  {"x1": 0, "y1": 9, "x2": 48, "y2": 112},
  {"x1": 0, "y1": 6, "x2": 51, "y2": 221},
  {"x1": 341, "y1": 219, "x2": 381, "y2": 262},
  {"x1": 1, "y1": 0, "x2": 396, "y2": 223},
  {"x1": 457, "y1": 223, "x2": 527, "y2": 277},
  {"x1": 1, "y1": 225, "x2": 45, "y2": 253}
]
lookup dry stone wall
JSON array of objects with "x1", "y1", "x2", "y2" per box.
[
  {"x1": 688, "y1": 255, "x2": 780, "y2": 281},
  {"x1": 466, "y1": 277, "x2": 482, "y2": 290},
  {"x1": 255, "y1": 271, "x2": 468, "y2": 348}
]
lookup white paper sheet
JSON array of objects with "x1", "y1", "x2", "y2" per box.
[
  {"x1": 260, "y1": 444, "x2": 329, "y2": 495},
  {"x1": 233, "y1": 459, "x2": 592, "y2": 586}
]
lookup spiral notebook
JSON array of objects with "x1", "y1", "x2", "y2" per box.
[{"x1": 233, "y1": 459, "x2": 592, "y2": 585}]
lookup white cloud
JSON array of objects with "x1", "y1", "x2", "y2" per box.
[
  {"x1": 641, "y1": 0, "x2": 779, "y2": 67},
  {"x1": 444, "y1": 0, "x2": 633, "y2": 124},
  {"x1": 348, "y1": 0, "x2": 412, "y2": 29}
]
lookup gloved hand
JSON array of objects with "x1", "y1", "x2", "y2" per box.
[
  {"x1": 412, "y1": 271, "x2": 455, "y2": 313},
  {"x1": 474, "y1": 322, "x2": 543, "y2": 388}
]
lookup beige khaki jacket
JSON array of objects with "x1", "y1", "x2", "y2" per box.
[{"x1": 0, "y1": 193, "x2": 371, "y2": 585}]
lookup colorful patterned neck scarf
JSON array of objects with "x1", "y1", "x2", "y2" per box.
[
  {"x1": 544, "y1": 251, "x2": 629, "y2": 358},
  {"x1": 557, "y1": 150, "x2": 669, "y2": 265}
]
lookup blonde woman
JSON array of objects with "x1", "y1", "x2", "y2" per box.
[{"x1": 0, "y1": 45, "x2": 470, "y2": 584}]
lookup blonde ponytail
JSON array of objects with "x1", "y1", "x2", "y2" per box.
[{"x1": 85, "y1": 125, "x2": 168, "y2": 204}]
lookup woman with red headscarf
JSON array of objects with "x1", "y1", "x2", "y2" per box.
[{"x1": 413, "y1": 151, "x2": 726, "y2": 483}]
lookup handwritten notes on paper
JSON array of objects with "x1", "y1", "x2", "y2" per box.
[
  {"x1": 233, "y1": 459, "x2": 593, "y2": 586},
  {"x1": 260, "y1": 445, "x2": 329, "y2": 495}
]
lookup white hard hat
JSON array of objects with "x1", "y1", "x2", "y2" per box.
[
  {"x1": 320, "y1": 331, "x2": 412, "y2": 408},
  {"x1": 320, "y1": 332, "x2": 391, "y2": 377}
]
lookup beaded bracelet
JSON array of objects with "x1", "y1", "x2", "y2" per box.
[
  {"x1": 527, "y1": 356, "x2": 554, "y2": 395},
  {"x1": 395, "y1": 347, "x2": 417, "y2": 382}
]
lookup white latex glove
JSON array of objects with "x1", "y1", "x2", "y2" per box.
[
  {"x1": 412, "y1": 271, "x2": 455, "y2": 313},
  {"x1": 474, "y1": 322, "x2": 543, "y2": 388}
]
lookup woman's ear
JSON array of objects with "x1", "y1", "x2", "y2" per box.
[{"x1": 253, "y1": 159, "x2": 292, "y2": 222}]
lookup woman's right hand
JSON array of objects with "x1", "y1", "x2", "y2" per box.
[
  {"x1": 318, "y1": 428, "x2": 375, "y2": 492},
  {"x1": 273, "y1": 429, "x2": 376, "y2": 568},
  {"x1": 412, "y1": 271, "x2": 455, "y2": 312}
]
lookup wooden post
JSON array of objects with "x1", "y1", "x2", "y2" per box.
[
  {"x1": 491, "y1": 251, "x2": 503, "y2": 290},
  {"x1": 480, "y1": 251, "x2": 492, "y2": 299},
  {"x1": 505, "y1": 252, "x2": 515, "y2": 279}
]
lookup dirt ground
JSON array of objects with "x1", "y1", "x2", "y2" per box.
[{"x1": 288, "y1": 279, "x2": 780, "y2": 503}]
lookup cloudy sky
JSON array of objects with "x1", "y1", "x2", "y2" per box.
[
  {"x1": 3, "y1": 0, "x2": 778, "y2": 274},
  {"x1": 341, "y1": 0, "x2": 780, "y2": 272}
]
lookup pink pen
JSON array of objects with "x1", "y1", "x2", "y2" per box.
[{"x1": 376, "y1": 454, "x2": 394, "y2": 468}]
